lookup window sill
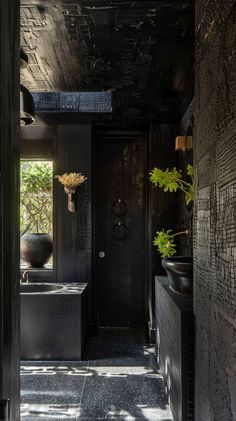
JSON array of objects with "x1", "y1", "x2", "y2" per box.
[{"x1": 20, "y1": 266, "x2": 53, "y2": 282}]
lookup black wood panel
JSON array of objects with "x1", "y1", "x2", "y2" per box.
[
  {"x1": 20, "y1": 125, "x2": 55, "y2": 159},
  {"x1": 147, "y1": 124, "x2": 178, "y2": 336},
  {"x1": 21, "y1": 122, "x2": 93, "y2": 323},
  {"x1": 149, "y1": 123, "x2": 178, "y2": 277},
  {"x1": 0, "y1": 0, "x2": 20, "y2": 419},
  {"x1": 94, "y1": 131, "x2": 147, "y2": 327},
  {"x1": 55, "y1": 125, "x2": 92, "y2": 287}
]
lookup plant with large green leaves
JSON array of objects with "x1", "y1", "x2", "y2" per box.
[
  {"x1": 149, "y1": 164, "x2": 194, "y2": 205},
  {"x1": 20, "y1": 161, "x2": 53, "y2": 236},
  {"x1": 153, "y1": 229, "x2": 189, "y2": 258},
  {"x1": 150, "y1": 164, "x2": 193, "y2": 257}
]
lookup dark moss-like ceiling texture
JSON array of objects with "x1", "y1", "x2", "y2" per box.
[{"x1": 20, "y1": 0, "x2": 194, "y2": 119}]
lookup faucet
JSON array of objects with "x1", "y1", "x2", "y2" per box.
[{"x1": 21, "y1": 271, "x2": 29, "y2": 283}]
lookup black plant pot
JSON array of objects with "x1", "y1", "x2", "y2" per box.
[
  {"x1": 20, "y1": 233, "x2": 53, "y2": 268},
  {"x1": 162, "y1": 256, "x2": 193, "y2": 295}
]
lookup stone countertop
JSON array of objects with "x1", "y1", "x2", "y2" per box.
[{"x1": 55, "y1": 283, "x2": 88, "y2": 295}]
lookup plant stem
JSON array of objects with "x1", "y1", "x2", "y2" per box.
[{"x1": 172, "y1": 229, "x2": 189, "y2": 237}]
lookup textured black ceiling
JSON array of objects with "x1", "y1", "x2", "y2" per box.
[{"x1": 20, "y1": 0, "x2": 194, "y2": 119}]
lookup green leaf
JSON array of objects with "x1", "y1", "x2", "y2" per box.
[
  {"x1": 149, "y1": 164, "x2": 194, "y2": 205},
  {"x1": 153, "y1": 230, "x2": 177, "y2": 258},
  {"x1": 149, "y1": 167, "x2": 182, "y2": 192},
  {"x1": 185, "y1": 186, "x2": 194, "y2": 205},
  {"x1": 186, "y1": 164, "x2": 193, "y2": 177}
]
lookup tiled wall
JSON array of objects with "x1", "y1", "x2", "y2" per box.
[{"x1": 194, "y1": 2, "x2": 236, "y2": 420}]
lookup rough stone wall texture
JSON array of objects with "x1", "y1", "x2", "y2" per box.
[{"x1": 194, "y1": 2, "x2": 236, "y2": 420}]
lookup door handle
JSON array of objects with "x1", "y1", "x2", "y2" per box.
[{"x1": 98, "y1": 251, "x2": 105, "y2": 258}]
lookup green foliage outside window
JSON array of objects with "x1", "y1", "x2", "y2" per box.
[{"x1": 20, "y1": 161, "x2": 53, "y2": 236}]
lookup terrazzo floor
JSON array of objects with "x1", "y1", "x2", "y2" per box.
[{"x1": 21, "y1": 329, "x2": 173, "y2": 421}]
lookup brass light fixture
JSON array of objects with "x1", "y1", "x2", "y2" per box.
[{"x1": 175, "y1": 136, "x2": 193, "y2": 151}]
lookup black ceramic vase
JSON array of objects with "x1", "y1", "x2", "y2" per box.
[
  {"x1": 20, "y1": 233, "x2": 53, "y2": 268},
  {"x1": 162, "y1": 256, "x2": 193, "y2": 295}
]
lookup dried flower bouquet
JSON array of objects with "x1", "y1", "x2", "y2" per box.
[{"x1": 55, "y1": 172, "x2": 87, "y2": 212}]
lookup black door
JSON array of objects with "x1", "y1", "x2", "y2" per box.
[{"x1": 94, "y1": 130, "x2": 147, "y2": 327}]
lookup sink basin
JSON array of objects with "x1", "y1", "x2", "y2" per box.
[
  {"x1": 162, "y1": 256, "x2": 193, "y2": 295},
  {"x1": 20, "y1": 283, "x2": 64, "y2": 293}
]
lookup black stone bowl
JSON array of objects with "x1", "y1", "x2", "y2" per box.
[
  {"x1": 162, "y1": 256, "x2": 193, "y2": 295},
  {"x1": 20, "y1": 233, "x2": 53, "y2": 268}
]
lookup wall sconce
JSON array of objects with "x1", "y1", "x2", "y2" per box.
[
  {"x1": 63, "y1": 186, "x2": 77, "y2": 212},
  {"x1": 55, "y1": 172, "x2": 87, "y2": 213},
  {"x1": 175, "y1": 136, "x2": 193, "y2": 151}
]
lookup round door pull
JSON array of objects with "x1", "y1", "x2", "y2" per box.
[{"x1": 98, "y1": 251, "x2": 105, "y2": 258}]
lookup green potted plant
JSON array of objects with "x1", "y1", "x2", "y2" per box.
[
  {"x1": 149, "y1": 164, "x2": 194, "y2": 205},
  {"x1": 149, "y1": 165, "x2": 194, "y2": 295}
]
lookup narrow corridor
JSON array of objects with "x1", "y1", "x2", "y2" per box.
[{"x1": 21, "y1": 329, "x2": 173, "y2": 421}]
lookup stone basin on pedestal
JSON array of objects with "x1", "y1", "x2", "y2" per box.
[{"x1": 162, "y1": 256, "x2": 193, "y2": 295}]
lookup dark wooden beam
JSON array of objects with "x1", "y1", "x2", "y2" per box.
[{"x1": 0, "y1": 0, "x2": 20, "y2": 419}]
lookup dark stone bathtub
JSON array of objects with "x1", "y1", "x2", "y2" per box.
[{"x1": 20, "y1": 283, "x2": 88, "y2": 360}]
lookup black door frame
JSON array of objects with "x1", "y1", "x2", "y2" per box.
[
  {"x1": 0, "y1": 1, "x2": 20, "y2": 420},
  {"x1": 92, "y1": 128, "x2": 150, "y2": 330}
]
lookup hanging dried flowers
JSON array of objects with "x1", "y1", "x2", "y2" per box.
[{"x1": 55, "y1": 172, "x2": 87, "y2": 212}]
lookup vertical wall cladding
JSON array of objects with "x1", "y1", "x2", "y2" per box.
[
  {"x1": 149, "y1": 124, "x2": 178, "y2": 276},
  {"x1": 56, "y1": 125, "x2": 92, "y2": 285},
  {"x1": 148, "y1": 124, "x2": 178, "y2": 334},
  {"x1": 0, "y1": 0, "x2": 20, "y2": 419},
  {"x1": 195, "y1": 2, "x2": 236, "y2": 420}
]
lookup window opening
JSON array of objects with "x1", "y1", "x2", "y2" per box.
[{"x1": 20, "y1": 160, "x2": 53, "y2": 268}]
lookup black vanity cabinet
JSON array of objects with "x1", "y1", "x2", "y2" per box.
[
  {"x1": 21, "y1": 283, "x2": 88, "y2": 360},
  {"x1": 155, "y1": 276, "x2": 194, "y2": 421}
]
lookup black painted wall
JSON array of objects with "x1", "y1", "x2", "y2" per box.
[
  {"x1": 194, "y1": 2, "x2": 236, "y2": 420},
  {"x1": 21, "y1": 117, "x2": 178, "y2": 329},
  {"x1": 149, "y1": 123, "x2": 178, "y2": 277},
  {"x1": 55, "y1": 124, "x2": 92, "y2": 285},
  {"x1": 0, "y1": 1, "x2": 20, "y2": 419},
  {"x1": 21, "y1": 121, "x2": 93, "y2": 321}
]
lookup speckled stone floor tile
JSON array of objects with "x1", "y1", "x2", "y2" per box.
[
  {"x1": 21, "y1": 329, "x2": 173, "y2": 421},
  {"x1": 21, "y1": 361, "x2": 87, "y2": 405}
]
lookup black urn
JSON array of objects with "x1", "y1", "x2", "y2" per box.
[
  {"x1": 20, "y1": 233, "x2": 53, "y2": 268},
  {"x1": 162, "y1": 256, "x2": 193, "y2": 295}
]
